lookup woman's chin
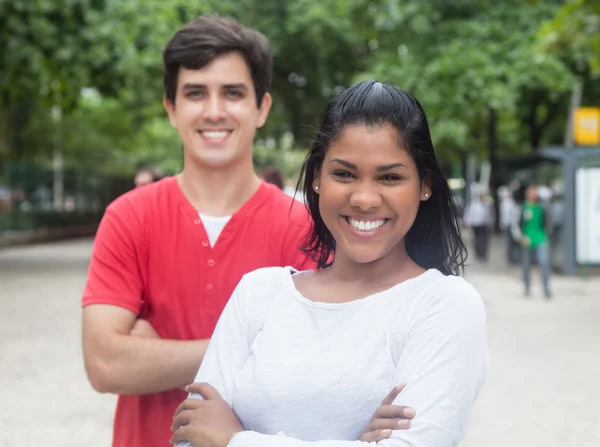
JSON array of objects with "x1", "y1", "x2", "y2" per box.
[{"x1": 340, "y1": 249, "x2": 386, "y2": 266}]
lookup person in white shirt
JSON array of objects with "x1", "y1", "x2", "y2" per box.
[
  {"x1": 499, "y1": 189, "x2": 520, "y2": 264},
  {"x1": 463, "y1": 191, "x2": 495, "y2": 262},
  {"x1": 170, "y1": 80, "x2": 488, "y2": 447}
]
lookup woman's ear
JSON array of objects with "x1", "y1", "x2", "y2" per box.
[
  {"x1": 421, "y1": 178, "x2": 432, "y2": 201},
  {"x1": 312, "y1": 169, "x2": 321, "y2": 194}
]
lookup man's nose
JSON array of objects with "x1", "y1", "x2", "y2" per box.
[{"x1": 203, "y1": 95, "x2": 226, "y2": 121}]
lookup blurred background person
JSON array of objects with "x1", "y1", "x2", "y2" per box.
[
  {"x1": 134, "y1": 165, "x2": 164, "y2": 188},
  {"x1": 511, "y1": 184, "x2": 552, "y2": 299},
  {"x1": 260, "y1": 166, "x2": 284, "y2": 190},
  {"x1": 549, "y1": 188, "x2": 564, "y2": 247},
  {"x1": 499, "y1": 186, "x2": 520, "y2": 265},
  {"x1": 463, "y1": 188, "x2": 495, "y2": 263},
  {"x1": 260, "y1": 165, "x2": 306, "y2": 202}
]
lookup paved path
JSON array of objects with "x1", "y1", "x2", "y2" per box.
[
  {"x1": 0, "y1": 240, "x2": 115, "y2": 447},
  {"x1": 1, "y1": 238, "x2": 599, "y2": 446}
]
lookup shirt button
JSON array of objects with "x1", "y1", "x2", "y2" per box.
[
  {"x1": 194, "y1": 218, "x2": 201, "y2": 225},
  {"x1": 202, "y1": 241, "x2": 209, "y2": 247},
  {"x1": 208, "y1": 259, "x2": 215, "y2": 267},
  {"x1": 206, "y1": 283, "x2": 213, "y2": 290}
]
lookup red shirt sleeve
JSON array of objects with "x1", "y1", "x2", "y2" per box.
[
  {"x1": 82, "y1": 197, "x2": 146, "y2": 314},
  {"x1": 281, "y1": 200, "x2": 318, "y2": 271}
]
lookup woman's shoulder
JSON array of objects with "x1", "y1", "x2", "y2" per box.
[
  {"x1": 235, "y1": 267, "x2": 299, "y2": 336},
  {"x1": 416, "y1": 271, "x2": 485, "y2": 315},
  {"x1": 241, "y1": 266, "x2": 297, "y2": 285},
  {"x1": 236, "y1": 266, "x2": 297, "y2": 303}
]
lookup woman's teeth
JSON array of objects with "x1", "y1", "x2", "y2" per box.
[{"x1": 347, "y1": 218, "x2": 386, "y2": 232}]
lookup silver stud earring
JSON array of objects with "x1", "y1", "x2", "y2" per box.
[
  {"x1": 425, "y1": 193, "x2": 429, "y2": 198},
  {"x1": 314, "y1": 185, "x2": 319, "y2": 192}
]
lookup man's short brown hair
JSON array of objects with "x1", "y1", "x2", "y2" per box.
[{"x1": 163, "y1": 15, "x2": 273, "y2": 107}]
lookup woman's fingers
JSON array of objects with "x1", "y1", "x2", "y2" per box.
[
  {"x1": 171, "y1": 408, "x2": 195, "y2": 432},
  {"x1": 381, "y1": 383, "x2": 406, "y2": 406},
  {"x1": 373, "y1": 404, "x2": 416, "y2": 420},
  {"x1": 359, "y1": 428, "x2": 392, "y2": 442}
]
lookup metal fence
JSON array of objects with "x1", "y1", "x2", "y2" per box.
[{"x1": 0, "y1": 161, "x2": 131, "y2": 235}]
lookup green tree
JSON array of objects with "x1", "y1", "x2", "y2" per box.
[
  {"x1": 360, "y1": 0, "x2": 573, "y2": 229},
  {"x1": 538, "y1": 0, "x2": 600, "y2": 75}
]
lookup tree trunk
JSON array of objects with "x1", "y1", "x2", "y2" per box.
[
  {"x1": 52, "y1": 106, "x2": 64, "y2": 211},
  {"x1": 487, "y1": 107, "x2": 501, "y2": 233},
  {"x1": 52, "y1": 147, "x2": 64, "y2": 211}
]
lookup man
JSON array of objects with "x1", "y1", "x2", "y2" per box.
[
  {"x1": 82, "y1": 16, "x2": 405, "y2": 447},
  {"x1": 511, "y1": 184, "x2": 552, "y2": 299},
  {"x1": 81, "y1": 16, "x2": 314, "y2": 447}
]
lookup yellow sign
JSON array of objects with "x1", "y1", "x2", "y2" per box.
[{"x1": 574, "y1": 107, "x2": 600, "y2": 145}]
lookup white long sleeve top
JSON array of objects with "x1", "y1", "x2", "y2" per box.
[{"x1": 178, "y1": 266, "x2": 488, "y2": 447}]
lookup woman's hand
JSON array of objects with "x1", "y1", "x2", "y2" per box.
[
  {"x1": 358, "y1": 383, "x2": 415, "y2": 442},
  {"x1": 170, "y1": 383, "x2": 245, "y2": 447}
]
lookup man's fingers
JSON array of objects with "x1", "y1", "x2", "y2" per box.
[
  {"x1": 381, "y1": 383, "x2": 406, "y2": 405},
  {"x1": 359, "y1": 429, "x2": 392, "y2": 442},
  {"x1": 373, "y1": 405, "x2": 416, "y2": 419},
  {"x1": 184, "y1": 382, "x2": 222, "y2": 400}
]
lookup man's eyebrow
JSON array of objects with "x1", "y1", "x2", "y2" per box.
[
  {"x1": 222, "y1": 83, "x2": 249, "y2": 91},
  {"x1": 181, "y1": 83, "x2": 206, "y2": 90}
]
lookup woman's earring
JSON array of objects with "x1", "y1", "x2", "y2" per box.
[
  {"x1": 314, "y1": 185, "x2": 320, "y2": 192},
  {"x1": 424, "y1": 193, "x2": 429, "y2": 198}
]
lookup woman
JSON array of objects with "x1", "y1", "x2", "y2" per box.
[{"x1": 171, "y1": 80, "x2": 488, "y2": 447}]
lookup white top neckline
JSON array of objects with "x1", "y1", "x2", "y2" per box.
[{"x1": 287, "y1": 266, "x2": 441, "y2": 309}]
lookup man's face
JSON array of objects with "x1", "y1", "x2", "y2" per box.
[
  {"x1": 163, "y1": 52, "x2": 272, "y2": 169},
  {"x1": 526, "y1": 185, "x2": 538, "y2": 202}
]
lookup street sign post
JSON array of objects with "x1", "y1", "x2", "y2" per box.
[{"x1": 574, "y1": 107, "x2": 600, "y2": 145}]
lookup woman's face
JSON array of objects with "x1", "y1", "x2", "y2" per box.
[{"x1": 314, "y1": 123, "x2": 431, "y2": 265}]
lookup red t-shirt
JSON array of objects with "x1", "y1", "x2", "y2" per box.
[{"x1": 82, "y1": 176, "x2": 315, "y2": 447}]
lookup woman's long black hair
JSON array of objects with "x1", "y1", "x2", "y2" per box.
[{"x1": 297, "y1": 80, "x2": 467, "y2": 276}]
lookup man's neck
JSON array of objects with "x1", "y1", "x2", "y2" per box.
[{"x1": 178, "y1": 160, "x2": 261, "y2": 217}]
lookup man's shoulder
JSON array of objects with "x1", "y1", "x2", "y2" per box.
[
  {"x1": 261, "y1": 185, "x2": 309, "y2": 221},
  {"x1": 107, "y1": 176, "x2": 176, "y2": 216}
]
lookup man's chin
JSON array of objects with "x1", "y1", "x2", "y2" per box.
[{"x1": 192, "y1": 153, "x2": 241, "y2": 169}]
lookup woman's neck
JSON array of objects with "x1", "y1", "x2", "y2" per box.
[{"x1": 326, "y1": 244, "x2": 424, "y2": 290}]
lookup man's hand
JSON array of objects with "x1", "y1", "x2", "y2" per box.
[
  {"x1": 130, "y1": 318, "x2": 160, "y2": 338},
  {"x1": 520, "y1": 236, "x2": 531, "y2": 248},
  {"x1": 170, "y1": 383, "x2": 244, "y2": 447},
  {"x1": 358, "y1": 383, "x2": 415, "y2": 442}
]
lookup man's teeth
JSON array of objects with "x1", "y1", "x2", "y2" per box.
[
  {"x1": 202, "y1": 131, "x2": 229, "y2": 139},
  {"x1": 348, "y1": 218, "x2": 386, "y2": 232}
]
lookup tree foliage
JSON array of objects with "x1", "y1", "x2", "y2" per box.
[{"x1": 0, "y1": 0, "x2": 598, "y2": 181}]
